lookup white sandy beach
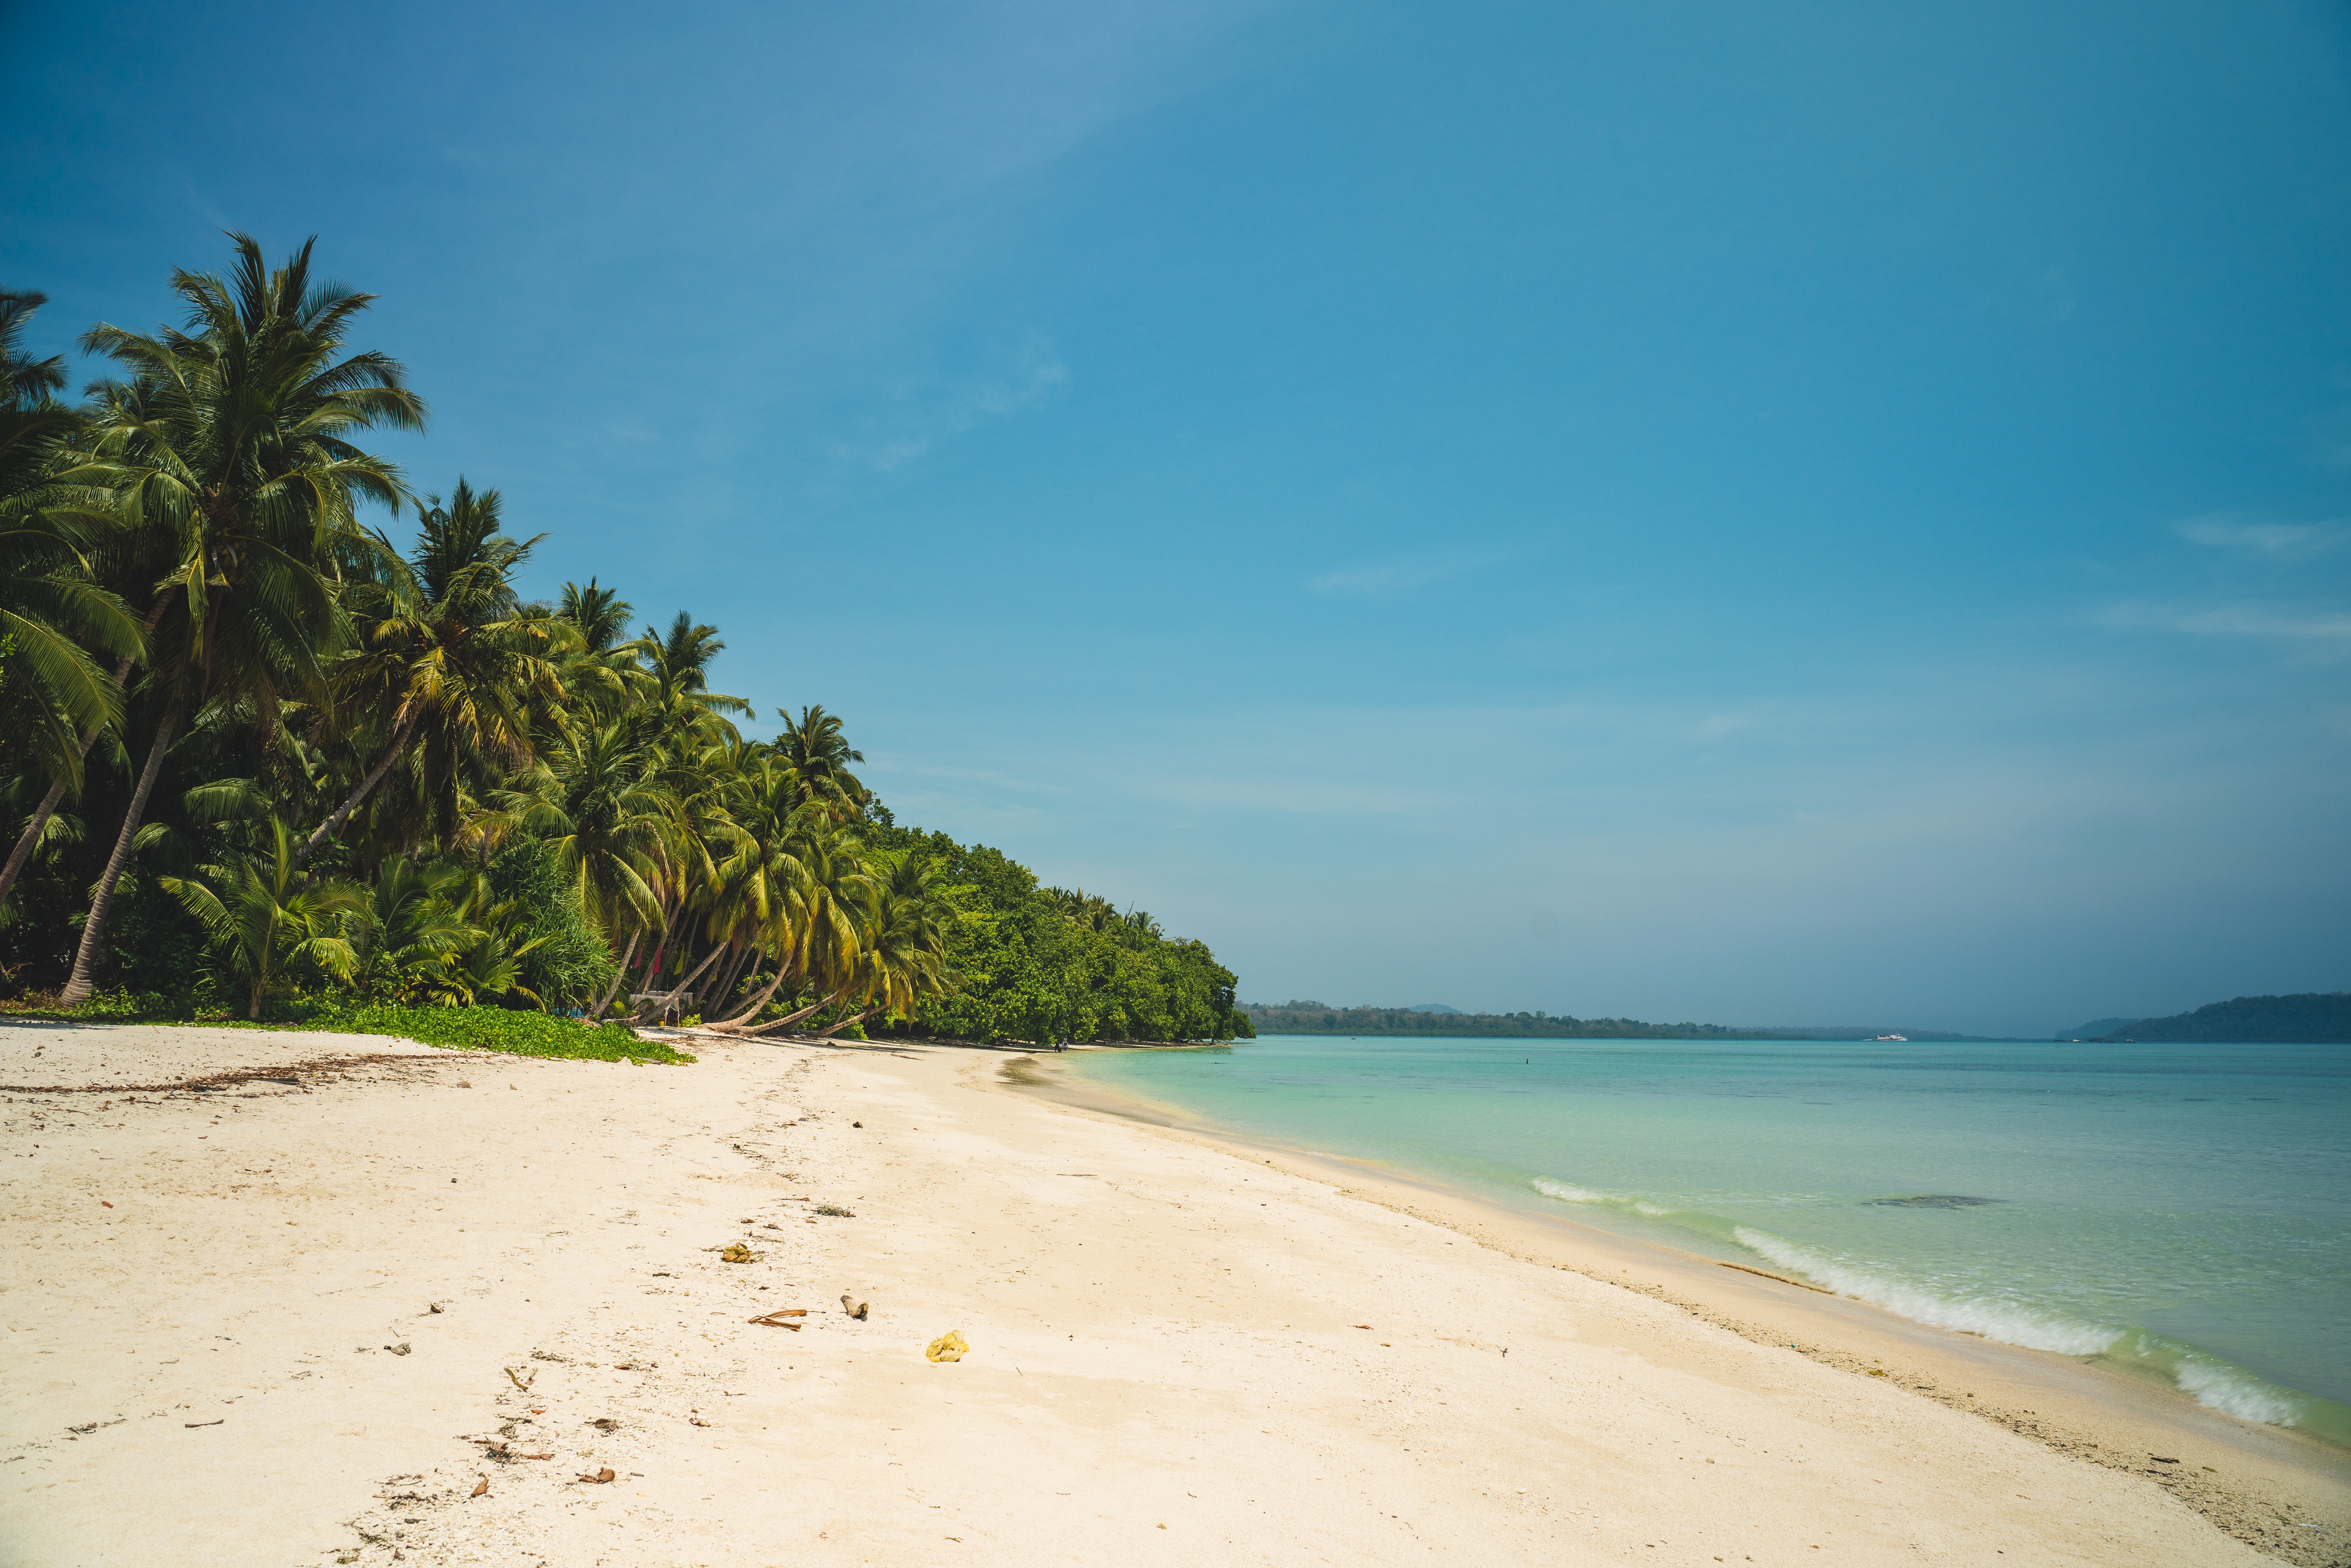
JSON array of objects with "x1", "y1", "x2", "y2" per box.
[{"x1": 3, "y1": 1021, "x2": 2345, "y2": 1567}]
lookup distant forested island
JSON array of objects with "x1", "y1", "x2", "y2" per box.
[
  {"x1": 1242, "y1": 1003, "x2": 1760, "y2": 1038},
  {"x1": 2076, "y1": 993, "x2": 2351, "y2": 1044},
  {"x1": 1240, "y1": 1002, "x2": 2027, "y2": 1040}
]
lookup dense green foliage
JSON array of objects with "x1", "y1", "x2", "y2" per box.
[
  {"x1": 874, "y1": 829, "x2": 1249, "y2": 1043},
  {"x1": 1242, "y1": 1001, "x2": 1784, "y2": 1039},
  {"x1": 2091, "y1": 993, "x2": 2351, "y2": 1044},
  {"x1": 0, "y1": 238, "x2": 1243, "y2": 1046}
]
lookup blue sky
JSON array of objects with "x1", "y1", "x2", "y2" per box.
[{"x1": 7, "y1": 0, "x2": 2347, "y2": 1034}]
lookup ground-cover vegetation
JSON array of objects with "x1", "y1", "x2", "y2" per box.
[
  {"x1": 0, "y1": 989, "x2": 690, "y2": 1062},
  {"x1": 0, "y1": 239, "x2": 1247, "y2": 1046}
]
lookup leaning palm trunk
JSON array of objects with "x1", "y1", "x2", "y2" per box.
[
  {"x1": 707, "y1": 943, "x2": 750, "y2": 1015},
  {"x1": 813, "y1": 1007, "x2": 872, "y2": 1040},
  {"x1": 702, "y1": 961, "x2": 794, "y2": 1030},
  {"x1": 740, "y1": 985, "x2": 855, "y2": 1038},
  {"x1": 57, "y1": 703, "x2": 181, "y2": 1006},
  {"x1": 628, "y1": 940, "x2": 728, "y2": 1020},
  {"x1": 0, "y1": 777, "x2": 71, "y2": 916},
  {"x1": 632, "y1": 896, "x2": 680, "y2": 991},
  {"x1": 0, "y1": 599, "x2": 166, "y2": 914},
  {"x1": 586, "y1": 928, "x2": 641, "y2": 1021},
  {"x1": 708, "y1": 953, "x2": 765, "y2": 1023},
  {"x1": 292, "y1": 708, "x2": 421, "y2": 871},
  {"x1": 672, "y1": 939, "x2": 727, "y2": 995}
]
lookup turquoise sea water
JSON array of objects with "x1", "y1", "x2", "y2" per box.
[{"x1": 1069, "y1": 1035, "x2": 2351, "y2": 1444}]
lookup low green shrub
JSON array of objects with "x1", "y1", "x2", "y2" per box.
[
  {"x1": 0, "y1": 987, "x2": 186, "y2": 1021},
  {"x1": 0, "y1": 992, "x2": 692, "y2": 1064},
  {"x1": 272, "y1": 1004, "x2": 694, "y2": 1064}
]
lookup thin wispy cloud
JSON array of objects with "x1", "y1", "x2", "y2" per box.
[
  {"x1": 2172, "y1": 514, "x2": 2346, "y2": 558},
  {"x1": 2099, "y1": 601, "x2": 2351, "y2": 646},
  {"x1": 1308, "y1": 551, "x2": 1499, "y2": 598},
  {"x1": 1689, "y1": 709, "x2": 1774, "y2": 743},
  {"x1": 836, "y1": 343, "x2": 1070, "y2": 473}
]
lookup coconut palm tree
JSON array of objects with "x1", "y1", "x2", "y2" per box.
[
  {"x1": 634, "y1": 612, "x2": 750, "y2": 759},
  {"x1": 692, "y1": 750, "x2": 828, "y2": 1019},
  {"x1": 703, "y1": 812, "x2": 870, "y2": 1033},
  {"x1": 0, "y1": 289, "x2": 146, "y2": 914},
  {"x1": 158, "y1": 816, "x2": 362, "y2": 1018},
  {"x1": 552, "y1": 578, "x2": 638, "y2": 718},
  {"x1": 341, "y1": 855, "x2": 472, "y2": 1000},
  {"x1": 559, "y1": 578, "x2": 634, "y2": 655},
  {"x1": 815, "y1": 851, "x2": 955, "y2": 1037},
  {"x1": 773, "y1": 703, "x2": 870, "y2": 820},
  {"x1": 293, "y1": 479, "x2": 561, "y2": 869},
  {"x1": 477, "y1": 715, "x2": 668, "y2": 1017},
  {"x1": 54, "y1": 234, "x2": 424, "y2": 1004},
  {"x1": 409, "y1": 872, "x2": 548, "y2": 1007}
]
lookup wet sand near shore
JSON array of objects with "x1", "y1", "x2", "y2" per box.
[
  {"x1": 3, "y1": 1021, "x2": 2341, "y2": 1567},
  {"x1": 1005, "y1": 1046, "x2": 2351, "y2": 1565}
]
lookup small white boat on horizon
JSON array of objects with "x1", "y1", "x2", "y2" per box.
[{"x1": 1873, "y1": 1033, "x2": 1908, "y2": 1042}]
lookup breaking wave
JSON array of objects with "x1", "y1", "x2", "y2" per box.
[
  {"x1": 1531, "y1": 1177, "x2": 1677, "y2": 1217},
  {"x1": 1731, "y1": 1226, "x2": 2120, "y2": 1355},
  {"x1": 1530, "y1": 1177, "x2": 2328, "y2": 1434},
  {"x1": 1731, "y1": 1227, "x2": 2322, "y2": 1431}
]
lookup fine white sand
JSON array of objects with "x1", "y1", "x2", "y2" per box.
[{"x1": 3, "y1": 1021, "x2": 2344, "y2": 1567}]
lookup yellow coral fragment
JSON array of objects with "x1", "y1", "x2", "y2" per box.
[{"x1": 925, "y1": 1330, "x2": 969, "y2": 1363}]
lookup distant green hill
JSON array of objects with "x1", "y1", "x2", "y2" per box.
[
  {"x1": 1242, "y1": 1002, "x2": 1789, "y2": 1040},
  {"x1": 2094, "y1": 993, "x2": 2351, "y2": 1043},
  {"x1": 1240, "y1": 1004, "x2": 2037, "y2": 1041},
  {"x1": 2059, "y1": 1016, "x2": 2138, "y2": 1041}
]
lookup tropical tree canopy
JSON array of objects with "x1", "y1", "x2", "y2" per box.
[{"x1": 0, "y1": 238, "x2": 1249, "y2": 1045}]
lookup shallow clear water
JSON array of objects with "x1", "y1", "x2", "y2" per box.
[{"x1": 1070, "y1": 1035, "x2": 2351, "y2": 1444}]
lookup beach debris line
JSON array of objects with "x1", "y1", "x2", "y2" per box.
[
  {"x1": 842, "y1": 1293, "x2": 869, "y2": 1320},
  {"x1": 473, "y1": 1439, "x2": 552, "y2": 1461},
  {"x1": 926, "y1": 1330, "x2": 970, "y2": 1363},
  {"x1": 749, "y1": 1308, "x2": 806, "y2": 1330}
]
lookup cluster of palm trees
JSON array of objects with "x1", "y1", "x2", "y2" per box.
[{"x1": 0, "y1": 236, "x2": 957, "y2": 1029}]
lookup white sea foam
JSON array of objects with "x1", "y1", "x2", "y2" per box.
[
  {"x1": 1531, "y1": 1178, "x2": 1613, "y2": 1205},
  {"x1": 1731, "y1": 1227, "x2": 2120, "y2": 1357},
  {"x1": 2170, "y1": 1353, "x2": 2307, "y2": 1426},
  {"x1": 1532, "y1": 1177, "x2": 1681, "y2": 1217},
  {"x1": 1533, "y1": 1187, "x2": 2316, "y2": 1431}
]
